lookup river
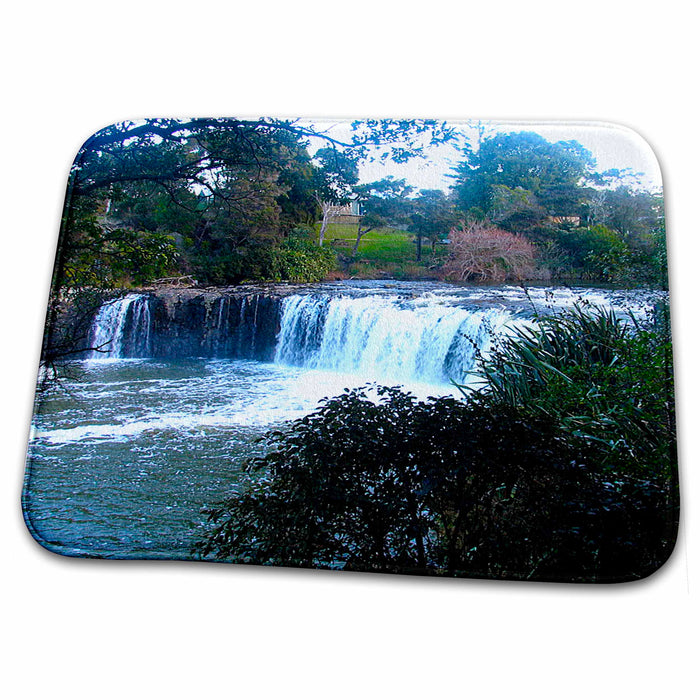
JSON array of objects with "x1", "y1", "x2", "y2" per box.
[{"x1": 23, "y1": 281, "x2": 662, "y2": 559}]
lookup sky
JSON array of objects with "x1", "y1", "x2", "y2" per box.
[{"x1": 304, "y1": 119, "x2": 663, "y2": 194}]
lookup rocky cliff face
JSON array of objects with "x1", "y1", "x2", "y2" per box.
[
  {"x1": 55, "y1": 285, "x2": 311, "y2": 361},
  {"x1": 148, "y1": 289, "x2": 284, "y2": 360}
]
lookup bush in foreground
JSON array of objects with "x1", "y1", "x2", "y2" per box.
[{"x1": 195, "y1": 306, "x2": 678, "y2": 582}]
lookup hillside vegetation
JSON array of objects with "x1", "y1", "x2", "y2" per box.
[{"x1": 54, "y1": 119, "x2": 666, "y2": 291}]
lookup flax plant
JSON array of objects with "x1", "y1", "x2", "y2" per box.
[{"x1": 468, "y1": 303, "x2": 675, "y2": 477}]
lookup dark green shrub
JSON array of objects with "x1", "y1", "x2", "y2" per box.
[
  {"x1": 191, "y1": 237, "x2": 337, "y2": 285},
  {"x1": 197, "y1": 353, "x2": 677, "y2": 582},
  {"x1": 270, "y1": 237, "x2": 337, "y2": 282},
  {"x1": 555, "y1": 225, "x2": 629, "y2": 281}
]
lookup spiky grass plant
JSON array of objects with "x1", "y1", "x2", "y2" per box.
[{"x1": 471, "y1": 303, "x2": 675, "y2": 477}]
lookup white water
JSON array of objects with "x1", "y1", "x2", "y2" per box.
[
  {"x1": 53, "y1": 281, "x2": 663, "y2": 453},
  {"x1": 89, "y1": 294, "x2": 152, "y2": 358},
  {"x1": 275, "y1": 293, "x2": 515, "y2": 385},
  {"x1": 87, "y1": 289, "x2": 520, "y2": 386},
  {"x1": 33, "y1": 361, "x2": 361, "y2": 445},
  {"x1": 52, "y1": 286, "x2": 528, "y2": 456},
  {"x1": 86, "y1": 283, "x2": 661, "y2": 375}
]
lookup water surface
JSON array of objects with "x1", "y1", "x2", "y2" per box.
[{"x1": 24, "y1": 282, "x2": 663, "y2": 558}]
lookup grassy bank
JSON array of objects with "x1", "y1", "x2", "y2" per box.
[{"x1": 315, "y1": 223, "x2": 448, "y2": 280}]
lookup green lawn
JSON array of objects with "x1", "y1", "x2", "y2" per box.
[{"x1": 315, "y1": 223, "x2": 447, "y2": 279}]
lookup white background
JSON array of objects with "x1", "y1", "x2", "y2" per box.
[{"x1": 2, "y1": 2, "x2": 697, "y2": 698}]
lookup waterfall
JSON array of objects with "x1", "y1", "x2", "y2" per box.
[
  {"x1": 236, "y1": 296, "x2": 247, "y2": 356},
  {"x1": 86, "y1": 288, "x2": 522, "y2": 376},
  {"x1": 274, "y1": 294, "x2": 515, "y2": 385},
  {"x1": 89, "y1": 294, "x2": 152, "y2": 358},
  {"x1": 213, "y1": 296, "x2": 230, "y2": 356}
]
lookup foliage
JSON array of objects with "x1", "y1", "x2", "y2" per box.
[
  {"x1": 555, "y1": 224, "x2": 629, "y2": 281},
  {"x1": 532, "y1": 240, "x2": 574, "y2": 279},
  {"x1": 191, "y1": 233, "x2": 336, "y2": 285},
  {"x1": 405, "y1": 189, "x2": 457, "y2": 260},
  {"x1": 443, "y1": 221, "x2": 536, "y2": 281},
  {"x1": 269, "y1": 235, "x2": 337, "y2": 283},
  {"x1": 312, "y1": 148, "x2": 360, "y2": 247},
  {"x1": 71, "y1": 118, "x2": 453, "y2": 199},
  {"x1": 54, "y1": 119, "x2": 667, "y2": 289},
  {"x1": 351, "y1": 177, "x2": 413, "y2": 254},
  {"x1": 449, "y1": 130, "x2": 667, "y2": 285},
  {"x1": 59, "y1": 199, "x2": 179, "y2": 288},
  {"x1": 552, "y1": 219, "x2": 668, "y2": 286},
  {"x1": 312, "y1": 147, "x2": 360, "y2": 203},
  {"x1": 56, "y1": 118, "x2": 454, "y2": 291},
  {"x1": 651, "y1": 219, "x2": 669, "y2": 289},
  {"x1": 197, "y1": 381, "x2": 675, "y2": 580},
  {"x1": 593, "y1": 187, "x2": 662, "y2": 240},
  {"x1": 488, "y1": 184, "x2": 547, "y2": 232},
  {"x1": 451, "y1": 131, "x2": 594, "y2": 217},
  {"x1": 473, "y1": 303, "x2": 676, "y2": 479},
  {"x1": 196, "y1": 303, "x2": 677, "y2": 581},
  {"x1": 62, "y1": 122, "x2": 315, "y2": 288}
]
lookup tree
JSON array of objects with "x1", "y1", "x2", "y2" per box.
[
  {"x1": 443, "y1": 221, "x2": 536, "y2": 282},
  {"x1": 451, "y1": 131, "x2": 595, "y2": 222},
  {"x1": 313, "y1": 147, "x2": 360, "y2": 200},
  {"x1": 569, "y1": 183, "x2": 665, "y2": 284},
  {"x1": 601, "y1": 187, "x2": 662, "y2": 242},
  {"x1": 312, "y1": 147, "x2": 359, "y2": 246},
  {"x1": 406, "y1": 189, "x2": 457, "y2": 261},
  {"x1": 351, "y1": 177, "x2": 412, "y2": 255},
  {"x1": 314, "y1": 199, "x2": 343, "y2": 248},
  {"x1": 60, "y1": 118, "x2": 454, "y2": 287},
  {"x1": 62, "y1": 123, "x2": 298, "y2": 287},
  {"x1": 555, "y1": 224, "x2": 629, "y2": 281},
  {"x1": 58, "y1": 191, "x2": 181, "y2": 288},
  {"x1": 71, "y1": 118, "x2": 452, "y2": 201},
  {"x1": 488, "y1": 184, "x2": 547, "y2": 233}
]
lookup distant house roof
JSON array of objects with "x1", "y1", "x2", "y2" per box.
[
  {"x1": 547, "y1": 215, "x2": 581, "y2": 225},
  {"x1": 327, "y1": 201, "x2": 361, "y2": 223}
]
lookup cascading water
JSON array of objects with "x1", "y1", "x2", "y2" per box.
[
  {"x1": 274, "y1": 293, "x2": 515, "y2": 385},
  {"x1": 125, "y1": 295, "x2": 153, "y2": 357},
  {"x1": 89, "y1": 294, "x2": 152, "y2": 358},
  {"x1": 88, "y1": 284, "x2": 651, "y2": 383},
  {"x1": 31, "y1": 281, "x2": 660, "y2": 559}
]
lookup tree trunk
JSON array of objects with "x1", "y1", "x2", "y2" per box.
[
  {"x1": 319, "y1": 205, "x2": 331, "y2": 247},
  {"x1": 353, "y1": 222, "x2": 366, "y2": 255}
]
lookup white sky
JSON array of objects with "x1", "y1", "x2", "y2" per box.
[{"x1": 304, "y1": 119, "x2": 663, "y2": 194}]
